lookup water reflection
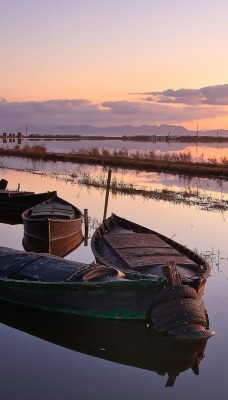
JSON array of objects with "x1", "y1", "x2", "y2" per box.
[
  {"x1": 1, "y1": 155, "x2": 228, "y2": 203},
  {"x1": 22, "y1": 231, "x2": 84, "y2": 257},
  {"x1": 0, "y1": 300, "x2": 209, "y2": 388},
  {"x1": 0, "y1": 209, "x2": 23, "y2": 225},
  {"x1": 1, "y1": 137, "x2": 228, "y2": 162},
  {"x1": 0, "y1": 164, "x2": 222, "y2": 398}
]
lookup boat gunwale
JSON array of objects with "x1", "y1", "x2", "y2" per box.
[{"x1": 0, "y1": 274, "x2": 166, "y2": 289}]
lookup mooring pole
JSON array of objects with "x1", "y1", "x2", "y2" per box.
[
  {"x1": 84, "y1": 208, "x2": 89, "y2": 246},
  {"x1": 103, "y1": 169, "x2": 112, "y2": 221}
]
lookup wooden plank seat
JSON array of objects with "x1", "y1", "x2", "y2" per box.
[
  {"x1": 104, "y1": 233, "x2": 172, "y2": 249},
  {"x1": 30, "y1": 203, "x2": 75, "y2": 220},
  {"x1": 32, "y1": 204, "x2": 73, "y2": 212},
  {"x1": 103, "y1": 233, "x2": 198, "y2": 276}
]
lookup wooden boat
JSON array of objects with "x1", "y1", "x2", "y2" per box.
[
  {"x1": 91, "y1": 213, "x2": 213, "y2": 336},
  {"x1": 0, "y1": 187, "x2": 57, "y2": 213},
  {"x1": 22, "y1": 194, "x2": 84, "y2": 257},
  {"x1": 0, "y1": 246, "x2": 214, "y2": 341},
  {"x1": 0, "y1": 300, "x2": 211, "y2": 387},
  {"x1": 0, "y1": 246, "x2": 167, "y2": 321}
]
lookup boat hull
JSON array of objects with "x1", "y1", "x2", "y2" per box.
[
  {"x1": 23, "y1": 218, "x2": 84, "y2": 257},
  {"x1": 22, "y1": 195, "x2": 84, "y2": 256},
  {"x1": 0, "y1": 246, "x2": 214, "y2": 340},
  {"x1": 0, "y1": 246, "x2": 165, "y2": 319},
  {"x1": 0, "y1": 277, "x2": 164, "y2": 319},
  {"x1": 0, "y1": 190, "x2": 57, "y2": 212}
]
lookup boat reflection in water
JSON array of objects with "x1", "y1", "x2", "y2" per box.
[
  {"x1": 22, "y1": 228, "x2": 84, "y2": 257},
  {"x1": 0, "y1": 300, "x2": 210, "y2": 387},
  {"x1": 0, "y1": 209, "x2": 23, "y2": 225}
]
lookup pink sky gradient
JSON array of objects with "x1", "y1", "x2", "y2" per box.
[{"x1": 1, "y1": 0, "x2": 228, "y2": 131}]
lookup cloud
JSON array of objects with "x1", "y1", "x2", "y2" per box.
[
  {"x1": 0, "y1": 90, "x2": 227, "y2": 132},
  {"x1": 101, "y1": 100, "x2": 155, "y2": 115},
  {"x1": 0, "y1": 99, "x2": 103, "y2": 130},
  {"x1": 101, "y1": 100, "x2": 224, "y2": 122},
  {"x1": 140, "y1": 84, "x2": 228, "y2": 105}
]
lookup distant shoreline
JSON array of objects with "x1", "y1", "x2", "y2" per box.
[{"x1": 1, "y1": 134, "x2": 228, "y2": 143}]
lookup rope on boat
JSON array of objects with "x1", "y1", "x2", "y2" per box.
[{"x1": 150, "y1": 262, "x2": 215, "y2": 341}]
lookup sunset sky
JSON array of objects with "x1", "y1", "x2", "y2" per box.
[{"x1": 1, "y1": 0, "x2": 228, "y2": 132}]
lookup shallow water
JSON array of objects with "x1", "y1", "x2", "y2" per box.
[{"x1": 0, "y1": 159, "x2": 228, "y2": 399}]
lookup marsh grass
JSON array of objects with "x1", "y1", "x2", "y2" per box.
[
  {"x1": 202, "y1": 249, "x2": 221, "y2": 270},
  {"x1": 76, "y1": 172, "x2": 228, "y2": 212},
  {"x1": 1, "y1": 144, "x2": 228, "y2": 180}
]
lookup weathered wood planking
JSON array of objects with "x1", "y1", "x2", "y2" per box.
[{"x1": 103, "y1": 233, "x2": 198, "y2": 272}]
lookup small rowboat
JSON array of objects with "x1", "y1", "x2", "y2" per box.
[
  {"x1": 0, "y1": 246, "x2": 214, "y2": 340},
  {"x1": 91, "y1": 213, "x2": 214, "y2": 338},
  {"x1": 0, "y1": 187, "x2": 57, "y2": 213},
  {"x1": 22, "y1": 195, "x2": 84, "y2": 257},
  {"x1": 0, "y1": 246, "x2": 166, "y2": 320},
  {"x1": 91, "y1": 213, "x2": 211, "y2": 291}
]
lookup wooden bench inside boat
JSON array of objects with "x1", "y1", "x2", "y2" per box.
[
  {"x1": 30, "y1": 203, "x2": 76, "y2": 220},
  {"x1": 103, "y1": 232, "x2": 198, "y2": 277}
]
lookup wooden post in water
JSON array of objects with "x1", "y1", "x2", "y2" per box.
[
  {"x1": 84, "y1": 208, "x2": 89, "y2": 246},
  {"x1": 103, "y1": 169, "x2": 112, "y2": 222}
]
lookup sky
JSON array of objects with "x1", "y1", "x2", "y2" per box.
[{"x1": 1, "y1": 0, "x2": 228, "y2": 133}]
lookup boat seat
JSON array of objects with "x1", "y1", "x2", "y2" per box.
[
  {"x1": 33, "y1": 204, "x2": 73, "y2": 212},
  {"x1": 103, "y1": 233, "x2": 198, "y2": 275},
  {"x1": 30, "y1": 203, "x2": 75, "y2": 220},
  {"x1": 30, "y1": 211, "x2": 75, "y2": 220}
]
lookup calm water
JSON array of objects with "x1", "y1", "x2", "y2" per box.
[
  {"x1": 2, "y1": 136, "x2": 228, "y2": 161},
  {"x1": 0, "y1": 157, "x2": 228, "y2": 399}
]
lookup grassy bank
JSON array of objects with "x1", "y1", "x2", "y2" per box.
[{"x1": 1, "y1": 144, "x2": 228, "y2": 179}]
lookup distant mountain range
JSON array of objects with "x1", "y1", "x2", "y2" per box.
[
  {"x1": 29, "y1": 124, "x2": 227, "y2": 137},
  {"x1": 3, "y1": 124, "x2": 228, "y2": 137}
]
